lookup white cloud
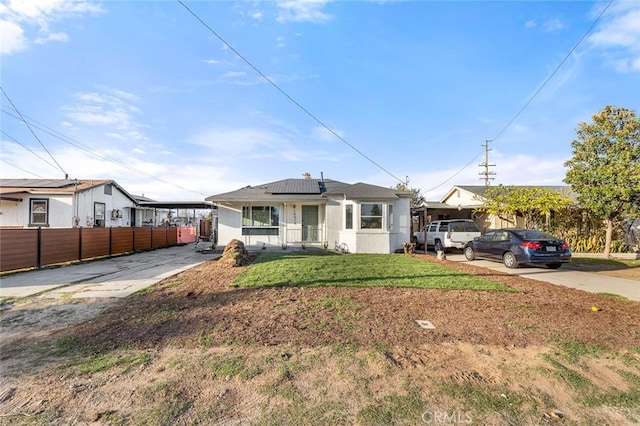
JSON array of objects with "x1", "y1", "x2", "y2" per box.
[
  {"x1": 35, "y1": 30, "x2": 68, "y2": 44},
  {"x1": 588, "y1": 2, "x2": 640, "y2": 72},
  {"x1": 541, "y1": 18, "x2": 565, "y2": 32},
  {"x1": 0, "y1": 0, "x2": 103, "y2": 55},
  {"x1": 412, "y1": 152, "x2": 569, "y2": 201},
  {"x1": 0, "y1": 19, "x2": 26, "y2": 54},
  {"x1": 63, "y1": 89, "x2": 148, "y2": 141},
  {"x1": 525, "y1": 20, "x2": 536, "y2": 29},
  {"x1": 276, "y1": 0, "x2": 332, "y2": 23}
]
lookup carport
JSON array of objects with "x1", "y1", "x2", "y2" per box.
[{"x1": 136, "y1": 200, "x2": 217, "y2": 242}]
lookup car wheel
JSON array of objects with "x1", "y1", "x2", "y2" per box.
[
  {"x1": 503, "y1": 251, "x2": 518, "y2": 269},
  {"x1": 546, "y1": 263, "x2": 562, "y2": 269},
  {"x1": 464, "y1": 246, "x2": 476, "y2": 261},
  {"x1": 434, "y1": 240, "x2": 444, "y2": 253}
]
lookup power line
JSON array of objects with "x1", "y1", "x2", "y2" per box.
[
  {"x1": 1, "y1": 159, "x2": 46, "y2": 178},
  {"x1": 490, "y1": 0, "x2": 614, "y2": 143},
  {"x1": 1, "y1": 108, "x2": 208, "y2": 197},
  {"x1": 177, "y1": 0, "x2": 405, "y2": 185},
  {"x1": 1, "y1": 86, "x2": 69, "y2": 178},
  {"x1": 424, "y1": 0, "x2": 614, "y2": 195},
  {"x1": 1, "y1": 130, "x2": 61, "y2": 172}
]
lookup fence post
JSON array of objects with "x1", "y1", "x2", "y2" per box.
[
  {"x1": 109, "y1": 227, "x2": 113, "y2": 256},
  {"x1": 132, "y1": 227, "x2": 136, "y2": 252},
  {"x1": 36, "y1": 226, "x2": 42, "y2": 268},
  {"x1": 165, "y1": 226, "x2": 168, "y2": 247},
  {"x1": 78, "y1": 226, "x2": 82, "y2": 262}
]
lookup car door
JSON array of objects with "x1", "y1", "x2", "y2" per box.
[
  {"x1": 489, "y1": 231, "x2": 510, "y2": 259},
  {"x1": 474, "y1": 231, "x2": 495, "y2": 257}
]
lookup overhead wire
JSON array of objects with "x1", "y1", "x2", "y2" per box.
[
  {"x1": 1, "y1": 85, "x2": 69, "y2": 178},
  {"x1": 1, "y1": 159, "x2": 46, "y2": 178},
  {"x1": 1, "y1": 108, "x2": 208, "y2": 197},
  {"x1": 177, "y1": 0, "x2": 406, "y2": 185},
  {"x1": 1, "y1": 129, "x2": 61, "y2": 172},
  {"x1": 423, "y1": 0, "x2": 615, "y2": 195}
]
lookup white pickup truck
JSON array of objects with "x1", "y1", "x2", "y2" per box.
[{"x1": 412, "y1": 219, "x2": 481, "y2": 252}]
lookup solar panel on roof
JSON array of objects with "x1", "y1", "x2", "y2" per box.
[
  {"x1": 0, "y1": 179, "x2": 75, "y2": 188},
  {"x1": 267, "y1": 179, "x2": 321, "y2": 194}
]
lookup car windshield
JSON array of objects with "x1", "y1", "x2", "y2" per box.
[
  {"x1": 513, "y1": 230, "x2": 558, "y2": 240},
  {"x1": 451, "y1": 221, "x2": 479, "y2": 232}
]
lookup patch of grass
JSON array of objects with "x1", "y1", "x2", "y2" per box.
[
  {"x1": 138, "y1": 380, "x2": 192, "y2": 424},
  {"x1": 357, "y1": 392, "x2": 426, "y2": 425},
  {"x1": 556, "y1": 339, "x2": 606, "y2": 363},
  {"x1": 320, "y1": 295, "x2": 360, "y2": 310},
  {"x1": 437, "y1": 381, "x2": 526, "y2": 419},
  {"x1": 571, "y1": 257, "x2": 640, "y2": 269},
  {"x1": 256, "y1": 399, "x2": 349, "y2": 425},
  {"x1": 36, "y1": 336, "x2": 82, "y2": 357},
  {"x1": 598, "y1": 292, "x2": 629, "y2": 299},
  {"x1": 69, "y1": 350, "x2": 151, "y2": 375},
  {"x1": 209, "y1": 355, "x2": 261, "y2": 379},
  {"x1": 543, "y1": 355, "x2": 593, "y2": 391},
  {"x1": 197, "y1": 323, "x2": 216, "y2": 348},
  {"x1": 583, "y1": 388, "x2": 640, "y2": 408},
  {"x1": 233, "y1": 252, "x2": 514, "y2": 291}
]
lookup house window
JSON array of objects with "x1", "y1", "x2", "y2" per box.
[
  {"x1": 29, "y1": 198, "x2": 49, "y2": 226},
  {"x1": 94, "y1": 202, "x2": 106, "y2": 227},
  {"x1": 242, "y1": 206, "x2": 279, "y2": 235},
  {"x1": 345, "y1": 204, "x2": 353, "y2": 229},
  {"x1": 104, "y1": 184, "x2": 112, "y2": 195},
  {"x1": 361, "y1": 203, "x2": 382, "y2": 229},
  {"x1": 388, "y1": 204, "x2": 394, "y2": 230}
]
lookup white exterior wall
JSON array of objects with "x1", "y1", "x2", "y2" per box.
[
  {"x1": 74, "y1": 184, "x2": 137, "y2": 228},
  {"x1": 443, "y1": 187, "x2": 484, "y2": 207},
  {"x1": 0, "y1": 195, "x2": 72, "y2": 228},
  {"x1": 216, "y1": 203, "x2": 244, "y2": 246},
  {"x1": 215, "y1": 196, "x2": 410, "y2": 254},
  {"x1": 325, "y1": 198, "x2": 343, "y2": 249}
]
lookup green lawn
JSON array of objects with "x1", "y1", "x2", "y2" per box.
[{"x1": 233, "y1": 252, "x2": 514, "y2": 291}]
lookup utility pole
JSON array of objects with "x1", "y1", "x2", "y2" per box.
[{"x1": 479, "y1": 140, "x2": 496, "y2": 186}]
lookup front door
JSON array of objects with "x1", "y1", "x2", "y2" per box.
[{"x1": 301, "y1": 205, "x2": 319, "y2": 242}]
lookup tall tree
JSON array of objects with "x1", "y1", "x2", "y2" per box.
[
  {"x1": 393, "y1": 182, "x2": 425, "y2": 208},
  {"x1": 564, "y1": 106, "x2": 640, "y2": 256}
]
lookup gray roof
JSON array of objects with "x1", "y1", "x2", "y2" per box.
[
  {"x1": 324, "y1": 182, "x2": 411, "y2": 201},
  {"x1": 207, "y1": 178, "x2": 410, "y2": 203}
]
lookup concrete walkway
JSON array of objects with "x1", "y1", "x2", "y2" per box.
[
  {"x1": 446, "y1": 253, "x2": 640, "y2": 302},
  {"x1": 0, "y1": 245, "x2": 217, "y2": 299}
]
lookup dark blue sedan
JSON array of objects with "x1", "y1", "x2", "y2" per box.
[{"x1": 463, "y1": 229, "x2": 572, "y2": 269}]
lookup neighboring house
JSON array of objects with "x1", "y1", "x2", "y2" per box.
[
  {"x1": 206, "y1": 176, "x2": 412, "y2": 253},
  {"x1": 412, "y1": 185, "x2": 577, "y2": 233},
  {"x1": 0, "y1": 178, "x2": 169, "y2": 228}
]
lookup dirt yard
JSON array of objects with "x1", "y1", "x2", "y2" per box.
[{"x1": 1, "y1": 253, "x2": 639, "y2": 425}]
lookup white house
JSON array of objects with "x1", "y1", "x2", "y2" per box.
[
  {"x1": 206, "y1": 177, "x2": 412, "y2": 254},
  {"x1": 0, "y1": 178, "x2": 167, "y2": 228}
]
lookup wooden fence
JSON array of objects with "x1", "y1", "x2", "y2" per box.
[{"x1": 0, "y1": 226, "x2": 184, "y2": 273}]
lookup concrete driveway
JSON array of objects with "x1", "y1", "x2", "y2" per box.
[
  {"x1": 446, "y1": 253, "x2": 640, "y2": 301},
  {"x1": 0, "y1": 245, "x2": 217, "y2": 299}
]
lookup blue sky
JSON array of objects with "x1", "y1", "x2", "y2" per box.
[{"x1": 1, "y1": 0, "x2": 639, "y2": 201}]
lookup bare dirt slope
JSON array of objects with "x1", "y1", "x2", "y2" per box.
[{"x1": 1, "y1": 253, "x2": 639, "y2": 425}]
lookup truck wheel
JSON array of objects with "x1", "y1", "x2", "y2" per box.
[{"x1": 434, "y1": 240, "x2": 444, "y2": 253}]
